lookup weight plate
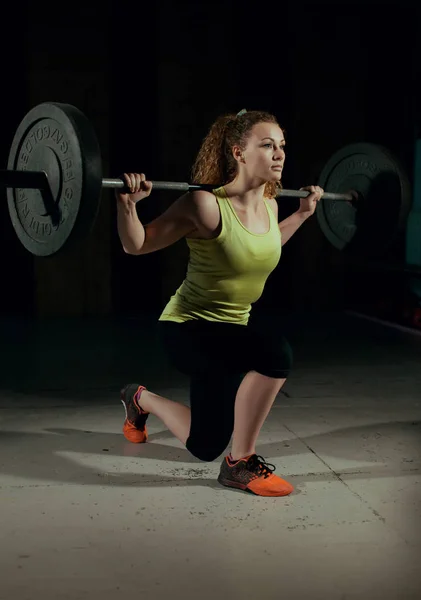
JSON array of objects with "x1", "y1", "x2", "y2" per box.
[
  {"x1": 316, "y1": 143, "x2": 412, "y2": 256},
  {"x1": 7, "y1": 102, "x2": 102, "y2": 256}
]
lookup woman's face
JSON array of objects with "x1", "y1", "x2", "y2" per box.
[{"x1": 235, "y1": 122, "x2": 286, "y2": 183}]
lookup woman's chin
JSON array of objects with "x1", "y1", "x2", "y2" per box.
[{"x1": 269, "y1": 172, "x2": 282, "y2": 182}]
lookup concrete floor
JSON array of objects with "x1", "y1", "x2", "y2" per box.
[{"x1": 0, "y1": 311, "x2": 420, "y2": 600}]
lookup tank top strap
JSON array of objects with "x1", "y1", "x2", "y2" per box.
[
  {"x1": 263, "y1": 199, "x2": 279, "y2": 231},
  {"x1": 212, "y1": 185, "x2": 231, "y2": 214}
]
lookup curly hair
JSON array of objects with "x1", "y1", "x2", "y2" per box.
[{"x1": 191, "y1": 110, "x2": 284, "y2": 199}]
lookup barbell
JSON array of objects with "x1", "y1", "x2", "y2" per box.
[{"x1": 0, "y1": 102, "x2": 413, "y2": 257}]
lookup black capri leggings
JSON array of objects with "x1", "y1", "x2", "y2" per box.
[{"x1": 157, "y1": 313, "x2": 293, "y2": 462}]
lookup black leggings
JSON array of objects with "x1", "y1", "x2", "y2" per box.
[{"x1": 157, "y1": 314, "x2": 293, "y2": 462}]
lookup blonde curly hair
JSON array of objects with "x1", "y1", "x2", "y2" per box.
[{"x1": 191, "y1": 110, "x2": 284, "y2": 199}]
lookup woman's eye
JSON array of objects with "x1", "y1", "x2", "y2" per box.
[{"x1": 262, "y1": 143, "x2": 286, "y2": 151}]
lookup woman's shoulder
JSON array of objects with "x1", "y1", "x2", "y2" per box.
[
  {"x1": 188, "y1": 189, "x2": 222, "y2": 237},
  {"x1": 189, "y1": 189, "x2": 220, "y2": 214}
]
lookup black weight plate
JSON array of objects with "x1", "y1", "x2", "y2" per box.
[
  {"x1": 316, "y1": 143, "x2": 412, "y2": 257},
  {"x1": 7, "y1": 102, "x2": 102, "y2": 256}
]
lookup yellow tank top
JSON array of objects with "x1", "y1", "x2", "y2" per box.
[{"x1": 159, "y1": 186, "x2": 282, "y2": 325}]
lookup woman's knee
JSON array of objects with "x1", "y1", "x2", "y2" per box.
[
  {"x1": 186, "y1": 437, "x2": 229, "y2": 462},
  {"x1": 254, "y1": 336, "x2": 293, "y2": 378}
]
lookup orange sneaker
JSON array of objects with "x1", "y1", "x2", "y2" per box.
[
  {"x1": 120, "y1": 384, "x2": 149, "y2": 443},
  {"x1": 218, "y1": 454, "x2": 294, "y2": 497}
]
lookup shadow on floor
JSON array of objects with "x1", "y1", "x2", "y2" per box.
[{"x1": 1, "y1": 420, "x2": 419, "y2": 489}]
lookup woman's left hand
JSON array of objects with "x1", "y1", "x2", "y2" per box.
[{"x1": 298, "y1": 185, "x2": 324, "y2": 217}]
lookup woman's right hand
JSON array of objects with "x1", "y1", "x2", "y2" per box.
[{"x1": 115, "y1": 173, "x2": 153, "y2": 206}]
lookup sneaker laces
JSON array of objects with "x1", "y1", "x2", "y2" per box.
[{"x1": 246, "y1": 454, "x2": 276, "y2": 479}]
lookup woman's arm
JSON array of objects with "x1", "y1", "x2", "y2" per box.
[
  {"x1": 117, "y1": 183, "x2": 214, "y2": 255},
  {"x1": 132, "y1": 193, "x2": 198, "y2": 255},
  {"x1": 117, "y1": 201, "x2": 147, "y2": 254},
  {"x1": 278, "y1": 211, "x2": 309, "y2": 246},
  {"x1": 268, "y1": 185, "x2": 323, "y2": 246}
]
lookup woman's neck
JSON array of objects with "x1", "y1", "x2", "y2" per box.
[{"x1": 223, "y1": 177, "x2": 267, "y2": 209}]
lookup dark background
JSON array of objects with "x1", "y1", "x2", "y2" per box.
[{"x1": 1, "y1": 0, "x2": 420, "y2": 326}]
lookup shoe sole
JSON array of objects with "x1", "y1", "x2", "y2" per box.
[
  {"x1": 217, "y1": 476, "x2": 251, "y2": 493},
  {"x1": 217, "y1": 476, "x2": 292, "y2": 497}
]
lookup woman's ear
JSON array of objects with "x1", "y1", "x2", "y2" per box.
[{"x1": 232, "y1": 145, "x2": 245, "y2": 163}]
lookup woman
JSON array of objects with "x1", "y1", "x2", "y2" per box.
[{"x1": 116, "y1": 109, "x2": 323, "y2": 497}]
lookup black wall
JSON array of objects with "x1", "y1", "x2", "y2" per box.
[{"x1": 1, "y1": 0, "x2": 419, "y2": 320}]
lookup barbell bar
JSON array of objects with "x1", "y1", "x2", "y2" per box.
[
  {"x1": 1, "y1": 102, "x2": 412, "y2": 257},
  {"x1": 0, "y1": 170, "x2": 355, "y2": 202},
  {"x1": 100, "y1": 177, "x2": 355, "y2": 202},
  {"x1": 100, "y1": 175, "x2": 356, "y2": 202}
]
